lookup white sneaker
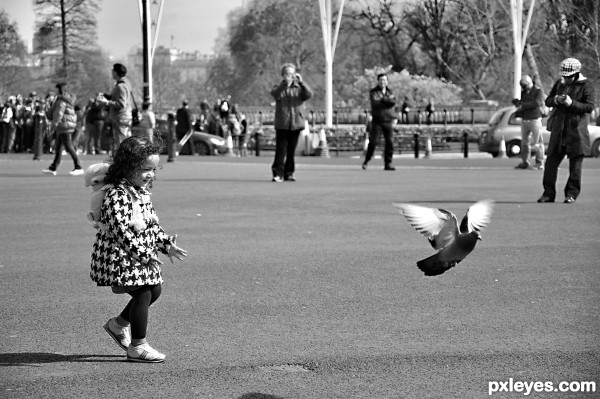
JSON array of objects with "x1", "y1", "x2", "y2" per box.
[
  {"x1": 69, "y1": 168, "x2": 84, "y2": 176},
  {"x1": 103, "y1": 318, "x2": 130, "y2": 351},
  {"x1": 127, "y1": 343, "x2": 166, "y2": 363},
  {"x1": 42, "y1": 169, "x2": 57, "y2": 175}
]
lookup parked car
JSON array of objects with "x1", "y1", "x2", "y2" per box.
[
  {"x1": 154, "y1": 118, "x2": 227, "y2": 155},
  {"x1": 478, "y1": 106, "x2": 600, "y2": 158}
]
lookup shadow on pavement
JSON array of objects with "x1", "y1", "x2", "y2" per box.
[
  {"x1": 237, "y1": 394, "x2": 284, "y2": 399},
  {"x1": 0, "y1": 352, "x2": 123, "y2": 366}
]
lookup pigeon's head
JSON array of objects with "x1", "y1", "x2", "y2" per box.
[{"x1": 471, "y1": 230, "x2": 482, "y2": 241}]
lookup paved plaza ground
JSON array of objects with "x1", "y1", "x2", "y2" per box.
[{"x1": 1, "y1": 152, "x2": 599, "y2": 398}]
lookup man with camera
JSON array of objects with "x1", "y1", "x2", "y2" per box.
[
  {"x1": 98, "y1": 63, "x2": 133, "y2": 151},
  {"x1": 270, "y1": 63, "x2": 313, "y2": 182},
  {"x1": 512, "y1": 75, "x2": 545, "y2": 170},
  {"x1": 537, "y1": 58, "x2": 595, "y2": 204},
  {"x1": 362, "y1": 73, "x2": 397, "y2": 171}
]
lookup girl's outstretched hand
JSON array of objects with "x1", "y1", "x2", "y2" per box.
[{"x1": 168, "y1": 234, "x2": 188, "y2": 263}]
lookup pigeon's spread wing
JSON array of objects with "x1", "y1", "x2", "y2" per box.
[
  {"x1": 394, "y1": 203, "x2": 459, "y2": 250},
  {"x1": 460, "y1": 199, "x2": 495, "y2": 233}
]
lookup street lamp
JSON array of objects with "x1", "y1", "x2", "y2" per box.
[
  {"x1": 318, "y1": 0, "x2": 345, "y2": 128},
  {"x1": 510, "y1": 0, "x2": 536, "y2": 99}
]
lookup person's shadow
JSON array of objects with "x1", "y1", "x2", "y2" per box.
[
  {"x1": 0, "y1": 352, "x2": 123, "y2": 366},
  {"x1": 237, "y1": 394, "x2": 283, "y2": 399}
]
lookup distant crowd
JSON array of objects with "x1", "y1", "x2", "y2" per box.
[{"x1": 0, "y1": 90, "x2": 252, "y2": 158}]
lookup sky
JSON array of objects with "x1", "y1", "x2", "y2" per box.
[{"x1": 2, "y1": 0, "x2": 245, "y2": 59}]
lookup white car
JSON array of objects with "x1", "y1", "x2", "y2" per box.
[{"x1": 478, "y1": 106, "x2": 600, "y2": 157}]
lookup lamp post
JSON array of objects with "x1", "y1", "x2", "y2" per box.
[
  {"x1": 137, "y1": 0, "x2": 165, "y2": 105},
  {"x1": 318, "y1": 0, "x2": 345, "y2": 128},
  {"x1": 510, "y1": 0, "x2": 536, "y2": 99}
]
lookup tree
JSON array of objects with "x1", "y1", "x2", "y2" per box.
[
  {"x1": 151, "y1": 59, "x2": 183, "y2": 112},
  {"x1": 536, "y1": 0, "x2": 600, "y2": 98},
  {"x1": 0, "y1": 10, "x2": 27, "y2": 98},
  {"x1": 404, "y1": 0, "x2": 514, "y2": 100},
  {"x1": 207, "y1": 0, "x2": 324, "y2": 106},
  {"x1": 32, "y1": 0, "x2": 114, "y2": 106},
  {"x1": 34, "y1": 0, "x2": 101, "y2": 80},
  {"x1": 345, "y1": 0, "x2": 418, "y2": 73},
  {"x1": 349, "y1": 66, "x2": 463, "y2": 110}
]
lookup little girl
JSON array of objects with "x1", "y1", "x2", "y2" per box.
[{"x1": 90, "y1": 136, "x2": 187, "y2": 363}]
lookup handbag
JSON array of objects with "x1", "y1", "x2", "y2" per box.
[
  {"x1": 546, "y1": 109, "x2": 555, "y2": 132},
  {"x1": 131, "y1": 95, "x2": 140, "y2": 127}
]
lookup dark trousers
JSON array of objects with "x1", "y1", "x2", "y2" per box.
[
  {"x1": 119, "y1": 284, "x2": 162, "y2": 340},
  {"x1": 49, "y1": 131, "x2": 81, "y2": 171},
  {"x1": 364, "y1": 121, "x2": 394, "y2": 167},
  {"x1": 86, "y1": 120, "x2": 105, "y2": 154},
  {"x1": 0, "y1": 122, "x2": 10, "y2": 152},
  {"x1": 542, "y1": 147, "x2": 584, "y2": 200},
  {"x1": 272, "y1": 129, "x2": 301, "y2": 178}
]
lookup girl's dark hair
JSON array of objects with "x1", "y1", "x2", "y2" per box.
[{"x1": 105, "y1": 136, "x2": 164, "y2": 186}]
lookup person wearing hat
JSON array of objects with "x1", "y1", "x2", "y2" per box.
[
  {"x1": 42, "y1": 82, "x2": 83, "y2": 176},
  {"x1": 537, "y1": 58, "x2": 595, "y2": 204}
]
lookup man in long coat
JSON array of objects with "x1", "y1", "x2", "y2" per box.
[{"x1": 538, "y1": 58, "x2": 595, "y2": 204}]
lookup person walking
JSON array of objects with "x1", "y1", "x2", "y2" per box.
[
  {"x1": 362, "y1": 73, "x2": 397, "y2": 171},
  {"x1": 270, "y1": 63, "x2": 313, "y2": 182},
  {"x1": 41, "y1": 83, "x2": 83, "y2": 176},
  {"x1": 100, "y1": 63, "x2": 133, "y2": 151},
  {"x1": 513, "y1": 75, "x2": 545, "y2": 170},
  {"x1": 537, "y1": 58, "x2": 595, "y2": 204},
  {"x1": 90, "y1": 136, "x2": 187, "y2": 362}
]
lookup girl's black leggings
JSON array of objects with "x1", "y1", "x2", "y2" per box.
[{"x1": 119, "y1": 284, "x2": 162, "y2": 339}]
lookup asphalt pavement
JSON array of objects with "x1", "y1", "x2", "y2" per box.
[{"x1": 1, "y1": 152, "x2": 599, "y2": 398}]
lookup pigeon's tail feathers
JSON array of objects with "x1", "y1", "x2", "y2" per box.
[
  {"x1": 416, "y1": 253, "x2": 458, "y2": 276},
  {"x1": 461, "y1": 199, "x2": 495, "y2": 233}
]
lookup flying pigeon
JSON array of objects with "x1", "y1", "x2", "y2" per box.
[{"x1": 393, "y1": 200, "x2": 495, "y2": 276}]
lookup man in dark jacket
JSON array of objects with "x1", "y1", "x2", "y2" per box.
[
  {"x1": 538, "y1": 58, "x2": 595, "y2": 204},
  {"x1": 362, "y1": 73, "x2": 397, "y2": 171},
  {"x1": 270, "y1": 63, "x2": 313, "y2": 182},
  {"x1": 513, "y1": 75, "x2": 545, "y2": 169},
  {"x1": 176, "y1": 101, "x2": 196, "y2": 155},
  {"x1": 42, "y1": 82, "x2": 83, "y2": 176}
]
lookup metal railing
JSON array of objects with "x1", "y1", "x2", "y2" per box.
[{"x1": 236, "y1": 105, "x2": 499, "y2": 126}]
